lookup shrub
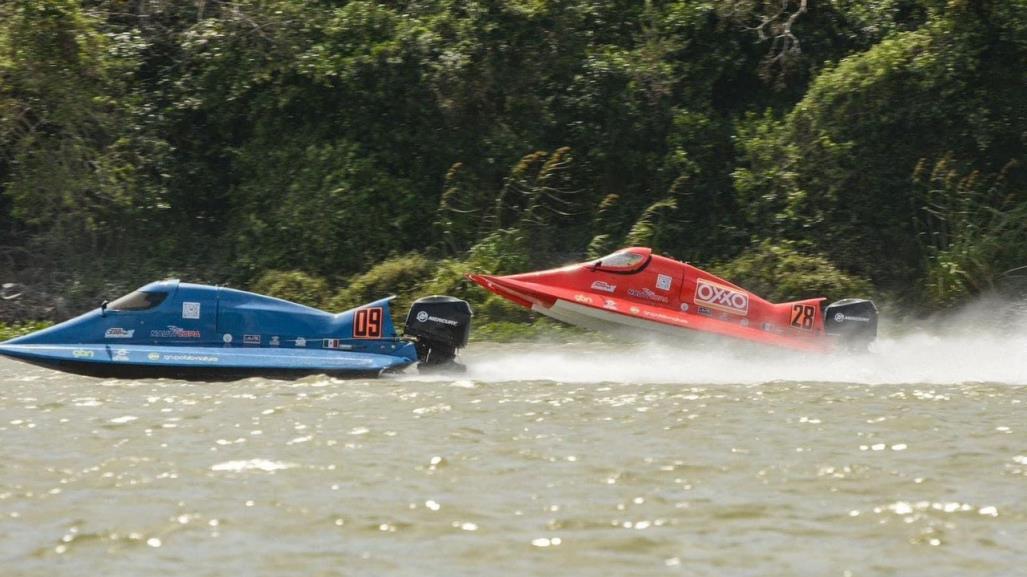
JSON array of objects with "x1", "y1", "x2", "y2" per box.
[
  {"x1": 250, "y1": 270, "x2": 329, "y2": 308},
  {"x1": 327, "y1": 253, "x2": 435, "y2": 313},
  {"x1": 711, "y1": 240, "x2": 874, "y2": 303}
]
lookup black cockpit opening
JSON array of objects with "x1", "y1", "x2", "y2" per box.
[{"x1": 108, "y1": 291, "x2": 168, "y2": 311}]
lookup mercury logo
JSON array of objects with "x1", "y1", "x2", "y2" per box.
[
  {"x1": 416, "y1": 311, "x2": 429, "y2": 322},
  {"x1": 695, "y1": 279, "x2": 749, "y2": 315}
]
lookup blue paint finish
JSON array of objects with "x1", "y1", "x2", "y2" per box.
[{"x1": 0, "y1": 280, "x2": 418, "y2": 377}]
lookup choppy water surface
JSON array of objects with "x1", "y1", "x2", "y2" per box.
[{"x1": 1, "y1": 331, "x2": 1025, "y2": 576}]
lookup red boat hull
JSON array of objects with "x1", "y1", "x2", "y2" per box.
[{"x1": 468, "y1": 247, "x2": 845, "y2": 353}]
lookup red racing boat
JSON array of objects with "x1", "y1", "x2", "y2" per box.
[{"x1": 468, "y1": 247, "x2": 878, "y2": 352}]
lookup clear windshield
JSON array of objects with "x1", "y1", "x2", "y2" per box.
[
  {"x1": 594, "y1": 249, "x2": 648, "y2": 272},
  {"x1": 108, "y1": 291, "x2": 168, "y2": 311}
]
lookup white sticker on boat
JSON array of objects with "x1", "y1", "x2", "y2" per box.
[
  {"x1": 295, "y1": 337, "x2": 306, "y2": 347},
  {"x1": 223, "y1": 334, "x2": 233, "y2": 343},
  {"x1": 590, "y1": 281, "x2": 617, "y2": 293},
  {"x1": 182, "y1": 302, "x2": 201, "y2": 319},
  {"x1": 105, "y1": 328, "x2": 134, "y2": 339},
  {"x1": 270, "y1": 336, "x2": 280, "y2": 346},
  {"x1": 694, "y1": 279, "x2": 749, "y2": 315},
  {"x1": 113, "y1": 349, "x2": 129, "y2": 361},
  {"x1": 656, "y1": 274, "x2": 672, "y2": 291}
]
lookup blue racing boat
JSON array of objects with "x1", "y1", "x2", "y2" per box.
[{"x1": 0, "y1": 280, "x2": 472, "y2": 379}]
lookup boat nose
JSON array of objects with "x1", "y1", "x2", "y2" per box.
[{"x1": 465, "y1": 273, "x2": 537, "y2": 308}]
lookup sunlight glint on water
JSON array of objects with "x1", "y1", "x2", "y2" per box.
[{"x1": 0, "y1": 309, "x2": 1025, "y2": 576}]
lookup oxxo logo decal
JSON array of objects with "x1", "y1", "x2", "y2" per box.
[{"x1": 694, "y1": 279, "x2": 749, "y2": 315}]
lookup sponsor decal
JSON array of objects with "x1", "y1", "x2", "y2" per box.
[
  {"x1": 147, "y1": 352, "x2": 160, "y2": 361},
  {"x1": 790, "y1": 304, "x2": 817, "y2": 331},
  {"x1": 270, "y1": 336, "x2": 280, "y2": 346},
  {"x1": 697, "y1": 306, "x2": 712, "y2": 317},
  {"x1": 162, "y1": 353, "x2": 218, "y2": 363},
  {"x1": 574, "y1": 294, "x2": 594, "y2": 305},
  {"x1": 415, "y1": 309, "x2": 458, "y2": 326},
  {"x1": 679, "y1": 303, "x2": 690, "y2": 313},
  {"x1": 629, "y1": 306, "x2": 641, "y2": 314},
  {"x1": 833, "y1": 312, "x2": 845, "y2": 323},
  {"x1": 762, "y1": 322, "x2": 773, "y2": 332},
  {"x1": 834, "y1": 313, "x2": 871, "y2": 323},
  {"x1": 113, "y1": 349, "x2": 129, "y2": 362},
  {"x1": 323, "y1": 339, "x2": 353, "y2": 350},
  {"x1": 603, "y1": 299, "x2": 618, "y2": 310},
  {"x1": 182, "y1": 302, "x2": 201, "y2": 320},
  {"x1": 627, "y1": 287, "x2": 669, "y2": 304},
  {"x1": 73, "y1": 349, "x2": 94, "y2": 359},
  {"x1": 243, "y1": 334, "x2": 261, "y2": 345},
  {"x1": 105, "y1": 328, "x2": 134, "y2": 339},
  {"x1": 740, "y1": 318, "x2": 749, "y2": 327},
  {"x1": 223, "y1": 334, "x2": 233, "y2": 344},
  {"x1": 590, "y1": 281, "x2": 617, "y2": 293},
  {"x1": 295, "y1": 337, "x2": 306, "y2": 347},
  {"x1": 718, "y1": 312, "x2": 729, "y2": 321},
  {"x1": 151, "y1": 325, "x2": 202, "y2": 339},
  {"x1": 656, "y1": 274, "x2": 672, "y2": 291},
  {"x1": 642, "y1": 309, "x2": 689, "y2": 326},
  {"x1": 694, "y1": 279, "x2": 749, "y2": 315}
]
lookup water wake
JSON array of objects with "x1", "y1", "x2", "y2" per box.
[{"x1": 431, "y1": 298, "x2": 1027, "y2": 385}]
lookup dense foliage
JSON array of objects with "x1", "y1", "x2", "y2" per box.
[{"x1": 1, "y1": 0, "x2": 1024, "y2": 325}]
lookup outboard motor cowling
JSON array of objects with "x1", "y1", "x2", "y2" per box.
[
  {"x1": 404, "y1": 296, "x2": 472, "y2": 371},
  {"x1": 824, "y1": 298, "x2": 878, "y2": 350}
]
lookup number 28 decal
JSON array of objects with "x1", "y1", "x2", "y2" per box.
[
  {"x1": 353, "y1": 307, "x2": 384, "y2": 338},
  {"x1": 790, "y1": 304, "x2": 816, "y2": 331}
]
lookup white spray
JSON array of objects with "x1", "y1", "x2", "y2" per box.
[{"x1": 412, "y1": 296, "x2": 1027, "y2": 385}]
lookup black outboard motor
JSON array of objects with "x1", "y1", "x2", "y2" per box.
[
  {"x1": 823, "y1": 298, "x2": 878, "y2": 351},
  {"x1": 404, "y1": 296, "x2": 473, "y2": 371}
]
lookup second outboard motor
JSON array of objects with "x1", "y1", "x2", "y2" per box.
[
  {"x1": 404, "y1": 296, "x2": 473, "y2": 371},
  {"x1": 824, "y1": 298, "x2": 878, "y2": 350}
]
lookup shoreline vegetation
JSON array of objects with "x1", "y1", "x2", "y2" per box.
[{"x1": 1, "y1": 1, "x2": 1024, "y2": 335}]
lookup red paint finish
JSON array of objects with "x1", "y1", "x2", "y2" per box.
[{"x1": 468, "y1": 247, "x2": 835, "y2": 353}]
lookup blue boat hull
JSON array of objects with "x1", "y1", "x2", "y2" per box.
[
  {"x1": 0, "y1": 279, "x2": 477, "y2": 379},
  {"x1": 0, "y1": 343, "x2": 414, "y2": 380}
]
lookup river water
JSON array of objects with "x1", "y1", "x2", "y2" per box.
[{"x1": 1, "y1": 327, "x2": 1025, "y2": 576}]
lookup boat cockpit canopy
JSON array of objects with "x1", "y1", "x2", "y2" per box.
[
  {"x1": 592, "y1": 247, "x2": 652, "y2": 273},
  {"x1": 108, "y1": 290, "x2": 168, "y2": 311}
]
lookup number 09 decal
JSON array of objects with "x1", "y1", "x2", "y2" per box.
[
  {"x1": 353, "y1": 307, "x2": 384, "y2": 339},
  {"x1": 790, "y1": 304, "x2": 817, "y2": 331}
]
